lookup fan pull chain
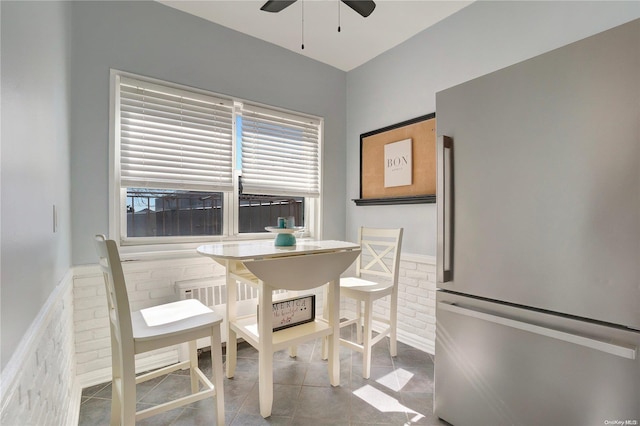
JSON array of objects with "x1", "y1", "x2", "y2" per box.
[
  {"x1": 338, "y1": 0, "x2": 341, "y2": 32},
  {"x1": 301, "y1": 0, "x2": 305, "y2": 49}
]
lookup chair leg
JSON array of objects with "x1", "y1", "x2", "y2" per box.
[
  {"x1": 110, "y1": 376, "x2": 121, "y2": 426},
  {"x1": 118, "y1": 356, "x2": 136, "y2": 425},
  {"x1": 390, "y1": 297, "x2": 398, "y2": 357},
  {"x1": 210, "y1": 325, "x2": 225, "y2": 426},
  {"x1": 362, "y1": 299, "x2": 373, "y2": 379},
  {"x1": 189, "y1": 340, "x2": 199, "y2": 394},
  {"x1": 110, "y1": 343, "x2": 123, "y2": 426},
  {"x1": 288, "y1": 346, "x2": 297, "y2": 358},
  {"x1": 356, "y1": 300, "x2": 363, "y2": 344},
  {"x1": 321, "y1": 336, "x2": 328, "y2": 360}
]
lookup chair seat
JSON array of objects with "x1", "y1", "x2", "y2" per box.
[
  {"x1": 131, "y1": 299, "x2": 223, "y2": 353},
  {"x1": 132, "y1": 299, "x2": 222, "y2": 340},
  {"x1": 340, "y1": 276, "x2": 393, "y2": 297}
]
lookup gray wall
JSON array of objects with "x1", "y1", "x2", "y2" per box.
[
  {"x1": 345, "y1": 1, "x2": 640, "y2": 255},
  {"x1": 69, "y1": 1, "x2": 347, "y2": 264},
  {"x1": 1, "y1": 1, "x2": 72, "y2": 369}
]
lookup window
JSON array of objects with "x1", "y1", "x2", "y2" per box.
[
  {"x1": 238, "y1": 104, "x2": 320, "y2": 198},
  {"x1": 110, "y1": 71, "x2": 322, "y2": 246}
]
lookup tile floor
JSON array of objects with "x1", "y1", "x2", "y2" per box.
[{"x1": 79, "y1": 326, "x2": 450, "y2": 425}]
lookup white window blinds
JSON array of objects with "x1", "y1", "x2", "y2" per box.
[
  {"x1": 118, "y1": 76, "x2": 234, "y2": 191},
  {"x1": 240, "y1": 104, "x2": 321, "y2": 197}
]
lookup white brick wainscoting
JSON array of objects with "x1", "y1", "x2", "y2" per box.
[
  {"x1": 397, "y1": 254, "x2": 437, "y2": 353},
  {"x1": 0, "y1": 271, "x2": 80, "y2": 426}
]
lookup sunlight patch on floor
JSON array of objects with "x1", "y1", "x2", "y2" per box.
[
  {"x1": 376, "y1": 367, "x2": 414, "y2": 392},
  {"x1": 353, "y1": 368, "x2": 425, "y2": 424}
]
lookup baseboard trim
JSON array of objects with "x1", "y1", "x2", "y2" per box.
[
  {"x1": 65, "y1": 381, "x2": 83, "y2": 426},
  {"x1": 395, "y1": 327, "x2": 435, "y2": 355}
]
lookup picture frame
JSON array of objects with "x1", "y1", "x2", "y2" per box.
[
  {"x1": 353, "y1": 113, "x2": 436, "y2": 206},
  {"x1": 258, "y1": 294, "x2": 316, "y2": 332}
]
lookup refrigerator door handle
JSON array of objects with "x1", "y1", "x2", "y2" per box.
[
  {"x1": 437, "y1": 135, "x2": 454, "y2": 283},
  {"x1": 438, "y1": 301, "x2": 637, "y2": 360}
]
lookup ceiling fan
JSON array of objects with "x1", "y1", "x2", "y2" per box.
[{"x1": 260, "y1": 0, "x2": 376, "y2": 18}]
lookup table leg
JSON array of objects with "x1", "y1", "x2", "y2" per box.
[
  {"x1": 321, "y1": 285, "x2": 329, "y2": 360},
  {"x1": 258, "y1": 351, "x2": 274, "y2": 418},
  {"x1": 327, "y1": 278, "x2": 340, "y2": 386},
  {"x1": 226, "y1": 262, "x2": 237, "y2": 379},
  {"x1": 210, "y1": 324, "x2": 225, "y2": 426},
  {"x1": 258, "y1": 282, "x2": 274, "y2": 417}
]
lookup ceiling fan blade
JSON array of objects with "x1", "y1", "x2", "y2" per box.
[
  {"x1": 260, "y1": 0, "x2": 297, "y2": 13},
  {"x1": 341, "y1": 0, "x2": 376, "y2": 18}
]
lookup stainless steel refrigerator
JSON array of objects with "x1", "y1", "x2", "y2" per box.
[{"x1": 435, "y1": 19, "x2": 639, "y2": 426}]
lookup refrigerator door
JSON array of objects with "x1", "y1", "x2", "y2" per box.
[
  {"x1": 435, "y1": 291, "x2": 640, "y2": 426},
  {"x1": 435, "y1": 19, "x2": 640, "y2": 329}
]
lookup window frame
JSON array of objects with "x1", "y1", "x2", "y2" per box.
[{"x1": 109, "y1": 70, "x2": 322, "y2": 252}]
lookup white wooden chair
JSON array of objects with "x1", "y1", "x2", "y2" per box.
[
  {"x1": 336, "y1": 227, "x2": 403, "y2": 379},
  {"x1": 94, "y1": 235, "x2": 225, "y2": 425}
]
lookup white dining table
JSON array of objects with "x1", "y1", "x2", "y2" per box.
[{"x1": 197, "y1": 239, "x2": 360, "y2": 418}]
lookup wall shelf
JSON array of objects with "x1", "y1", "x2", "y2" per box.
[{"x1": 352, "y1": 195, "x2": 436, "y2": 206}]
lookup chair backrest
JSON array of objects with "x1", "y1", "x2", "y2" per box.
[
  {"x1": 94, "y1": 235, "x2": 134, "y2": 350},
  {"x1": 355, "y1": 227, "x2": 404, "y2": 286}
]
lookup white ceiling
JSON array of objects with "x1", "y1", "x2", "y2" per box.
[{"x1": 158, "y1": 0, "x2": 473, "y2": 71}]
